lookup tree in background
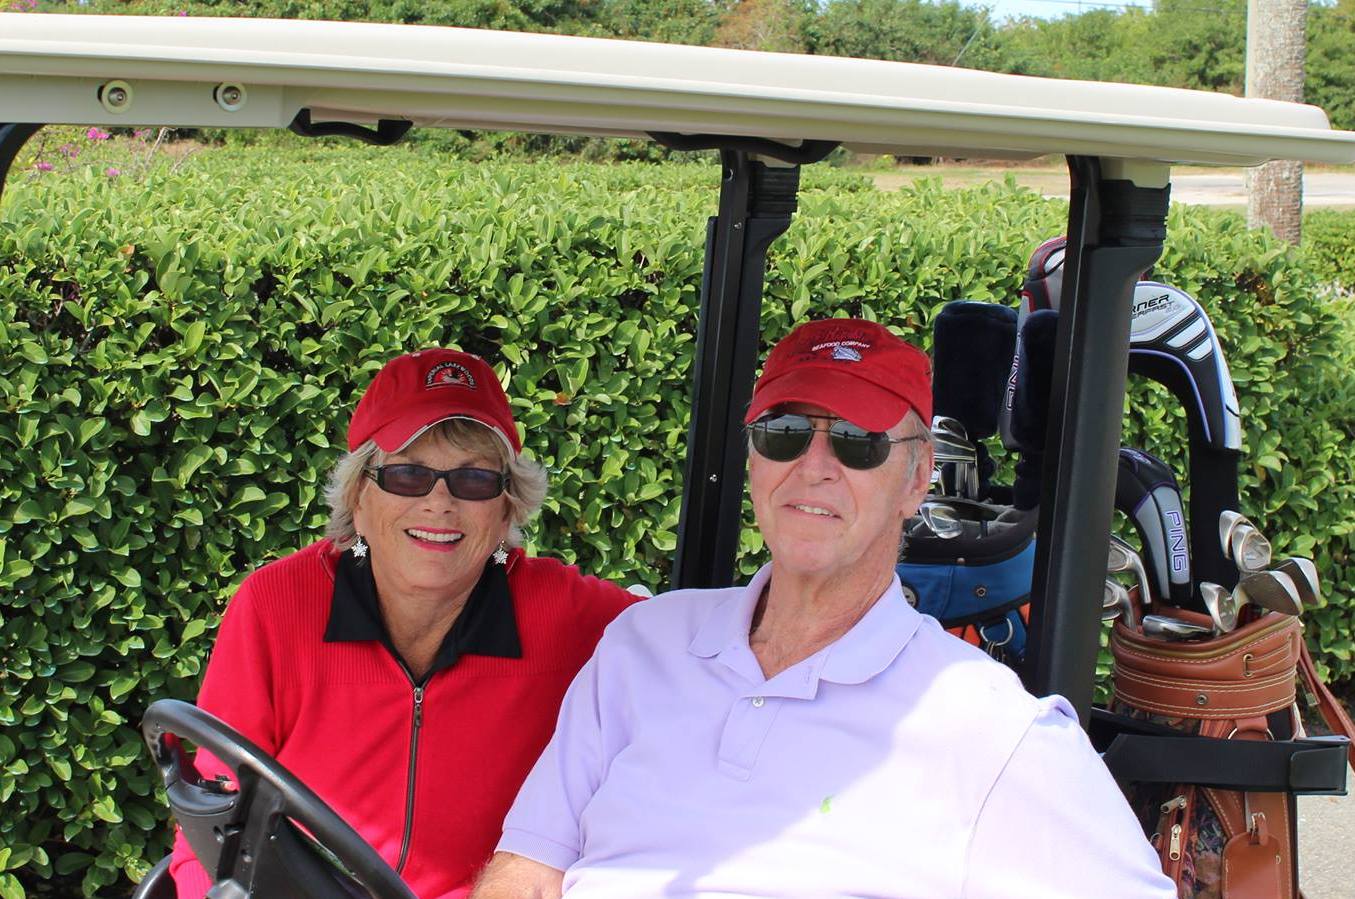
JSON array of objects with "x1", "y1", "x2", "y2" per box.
[
  {"x1": 1307, "y1": 0, "x2": 1355, "y2": 132},
  {"x1": 1245, "y1": 0, "x2": 1307, "y2": 244},
  {"x1": 807, "y1": 0, "x2": 1008, "y2": 70},
  {"x1": 596, "y1": 0, "x2": 724, "y2": 44},
  {"x1": 710, "y1": 0, "x2": 811, "y2": 53}
]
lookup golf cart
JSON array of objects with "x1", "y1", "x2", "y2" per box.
[{"x1": 2, "y1": 13, "x2": 1354, "y2": 898}]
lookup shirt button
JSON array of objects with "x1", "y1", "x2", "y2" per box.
[{"x1": 751, "y1": 696, "x2": 766, "y2": 708}]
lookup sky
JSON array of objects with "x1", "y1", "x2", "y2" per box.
[{"x1": 975, "y1": 0, "x2": 1152, "y2": 22}]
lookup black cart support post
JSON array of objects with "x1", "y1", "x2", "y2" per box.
[
  {"x1": 672, "y1": 151, "x2": 802, "y2": 589},
  {"x1": 0, "y1": 123, "x2": 41, "y2": 203},
  {"x1": 1023, "y1": 157, "x2": 1171, "y2": 722}
]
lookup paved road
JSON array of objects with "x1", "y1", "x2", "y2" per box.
[
  {"x1": 1299, "y1": 765, "x2": 1355, "y2": 898},
  {"x1": 1170, "y1": 172, "x2": 1355, "y2": 207}
]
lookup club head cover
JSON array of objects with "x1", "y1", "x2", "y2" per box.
[
  {"x1": 1011, "y1": 309, "x2": 1059, "y2": 454},
  {"x1": 932, "y1": 301, "x2": 1017, "y2": 442},
  {"x1": 1128, "y1": 281, "x2": 1242, "y2": 453},
  {"x1": 1116, "y1": 447, "x2": 1193, "y2": 606},
  {"x1": 999, "y1": 236, "x2": 1067, "y2": 450}
]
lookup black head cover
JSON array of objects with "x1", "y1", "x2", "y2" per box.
[
  {"x1": 932, "y1": 301, "x2": 1017, "y2": 441},
  {"x1": 1009, "y1": 309, "x2": 1059, "y2": 510}
]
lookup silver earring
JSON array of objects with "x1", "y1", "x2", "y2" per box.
[
  {"x1": 492, "y1": 541, "x2": 508, "y2": 565},
  {"x1": 351, "y1": 536, "x2": 369, "y2": 559}
]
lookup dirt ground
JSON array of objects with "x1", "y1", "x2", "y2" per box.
[{"x1": 867, "y1": 164, "x2": 1355, "y2": 208}]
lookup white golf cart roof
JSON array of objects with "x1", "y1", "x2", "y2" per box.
[{"x1": 2, "y1": 13, "x2": 1354, "y2": 169}]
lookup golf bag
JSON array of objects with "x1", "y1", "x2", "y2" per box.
[
  {"x1": 1103, "y1": 610, "x2": 1354, "y2": 899},
  {"x1": 897, "y1": 501, "x2": 1037, "y2": 666}
]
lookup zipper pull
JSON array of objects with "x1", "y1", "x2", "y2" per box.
[
  {"x1": 413, "y1": 686, "x2": 424, "y2": 728},
  {"x1": 1168, "y1": 824, "x2": 1183, "y2": 861},
  {"x1": 1160, "y1": 795, "x2": 1187, "y2": 814}
]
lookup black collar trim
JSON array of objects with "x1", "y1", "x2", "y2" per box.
[{"x1": 323, "y1": 547, "x2": 522, "y2": 681}]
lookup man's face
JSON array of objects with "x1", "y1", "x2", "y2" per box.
[{"x1": 749, "y1": 402, "x2": 932, "y2": 583}]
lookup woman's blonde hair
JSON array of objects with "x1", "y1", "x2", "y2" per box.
[{"x1": 324, "y1": 418, "x2": 548, "y2": 551}]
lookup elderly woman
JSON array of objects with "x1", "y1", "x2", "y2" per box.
[
  {"x1": 169, "y1": 348, "x2": 638, "y2": 898},
  {"x1": 474, "y1": 318, "x2": 1174, "y2": 898}
]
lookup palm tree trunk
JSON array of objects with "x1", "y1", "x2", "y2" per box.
[{"x1": 1245, "y1": 0, "x2": 1307, "y2": 244}]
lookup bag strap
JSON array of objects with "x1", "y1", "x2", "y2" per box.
[
  {"x1": 1101, "y1": 732, "x2": 1349, "y2": 795},
  {"x1": 1297, "y1": 639, "x2": 1355, "y2": 770}
]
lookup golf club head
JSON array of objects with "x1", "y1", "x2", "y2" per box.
[
  {"x1": 1274, "y1": 557, "x2": 1320, "y2": 607},
  {"x1": 930, "y1": 417, "x2": 977, "y2": 499},
  {"x1": 1142, "y1": 614, "x2": 1213, "y2": 641},
  {"x1": 1102, "y1": 605, "x2": 1122, "y2": 624},
  {"x1": 1102, "y1": 578, "x2": 1137, "y2": 629},
  {"x1": 1116, "y1": 448, "x2": 1191, "y2": 606},
  {"x1": 1235, "y1": 570, "x2": 1303, "y2": 617},
  {"x1": 919, "y1": 502, "x2": 962, "y2": 540},
  {"x1": 1229, "y1": 524, "x2": 1273, "y2": 575},
  {"x1": 1199, "y1": 581, "x2": 1238, "y2": 634},
  {"x1": 1108, "y1": 534, "x2": 1152, "y2": 612},
  {"x1": 1218, "y1": 510, "x2": 1248, "y2": 558}
]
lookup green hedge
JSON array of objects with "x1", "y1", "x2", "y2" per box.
[{"x1": 2, "y1": 146, "x2": 1353, "y2": 896}]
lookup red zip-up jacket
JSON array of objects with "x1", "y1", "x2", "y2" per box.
[{"x1": 169, "y1": 540, "x2": 638, "y2": 897}]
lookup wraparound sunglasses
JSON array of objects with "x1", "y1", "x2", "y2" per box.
[
  {"x1": 747, "y1": 412, "x2": 924, "y2": 470},
  {"x1": 364, "y1": 464, "x2": 509, "y2": 500}
]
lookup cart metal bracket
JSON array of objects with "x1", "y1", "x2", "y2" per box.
[
  {"x1": 0, "y1": 122, "x2": 42, "y2": 205},
  {"x1": 673, "y1": 149, "x2": 803, "y2": 588},
  {"x1": 650, "y1": 132, "x2": 838, "y2": 165},
  {"x1": 288, "y1": 109, "x2": 412, "y2": 146},
  {"x1": 1023, "y1": 155, "x2": 1171, "y2": 721}
]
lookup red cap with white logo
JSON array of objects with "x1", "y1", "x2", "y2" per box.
[
  {"x1": 744, "y1": 319, "x2": 932, "y2": 432},
  {"x1": 347, "y1": 349, "x2": 521, "y2": 454}
]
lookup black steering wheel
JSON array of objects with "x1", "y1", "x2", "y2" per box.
[{"x1": 141, "y1": 699, "x2": 415, "y2": 899}]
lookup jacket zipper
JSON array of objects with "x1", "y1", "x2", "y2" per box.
[{"x1": 394, "y1": 666, "x2": 425, "y2": 875}]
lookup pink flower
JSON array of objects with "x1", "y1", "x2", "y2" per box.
[
  {"x1": 105, "y1": 167, "x2": 121, "y2": 178},
  {"x1": 34, "y1": 160, "x2": 53, "y2": 172},
  {"x1": 86, "y1": 127, "x2": 110, "y2": 141},
  {"x1": 133, "y1": 128, "x2": 152, "y2": 140},
  {"x1": 176, "y1": 9, "x2": 188, "y2": 15},
  {"x1": 58, "y1": 143, "x2": 79, "y2": 158}
]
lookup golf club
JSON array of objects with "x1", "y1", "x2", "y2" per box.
[
  {"x1": 931, "y1": 416, "x2": 978, "y2": 500},
  {"x1": 1218, "y1": 510, "x2": 1246, "y2": 557},
  {"x1": 918, "y1": 501, "x2": 962, "y2": 540},
  {"x1": 1108, "y1": 535, "x2": 1152, "y2": 612},
  {"x1": 1142, "y1": 614, "x2": 1213, "y2": 641},
  {"x1": 1228, "y1": 523, "x2": 1273, "y2": 575},
  {"x1": 1199, "y1": 581, "x2": 1239, "y2": 635},
  {"x1": 1103, "y1": 578, "x2": 1137, "y2": 629},
  {"x1": 1274, "y1": 557, "x2": 1320, "y2": 607},
  {"x1": 1234, "y1": 570, "x2": 1303, "y2": 617}
]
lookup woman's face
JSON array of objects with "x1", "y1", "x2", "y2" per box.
[{"x1": 352, "y1": 427, "x2": 511, "y2": 607}]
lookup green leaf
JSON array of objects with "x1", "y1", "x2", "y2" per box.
[{"x1": 182, "y1": 320, "x2": 207, "y2": 355}]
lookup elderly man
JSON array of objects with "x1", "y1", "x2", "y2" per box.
[{"x1": 472, "y1": 319, "x2": 1173, "y2": 898}]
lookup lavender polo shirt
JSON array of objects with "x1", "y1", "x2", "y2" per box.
[{"x1": 499, "y1": 564, "x2": 1174, "y2": 898}]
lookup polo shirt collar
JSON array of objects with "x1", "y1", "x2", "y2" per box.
[
  {"x1": 689, "y1": 563, "x2": 922, "y2": 696},
  {"x1": 324, "y1": 547, "x2": 522, "y2": 679}
]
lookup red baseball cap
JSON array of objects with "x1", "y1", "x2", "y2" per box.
[
  {"x1": 347, "y1": 349, "x2": 521, "y2": 454},
  {"x1": 744, "y1": 319, "x2": 932, "y2": 432}
]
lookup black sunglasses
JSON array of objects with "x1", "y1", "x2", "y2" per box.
[
  {"x1": 364, "y1": 464, "x2": 509, "y2": 501},
  {"x1": 747, "y1": 413, "x2": 923, "y2": 471}
]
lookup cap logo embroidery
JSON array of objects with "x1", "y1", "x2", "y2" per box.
[
  {"x1": 830, "y1": 345, "x2": 863, "y2": 362},
  {"x1": 808, "y1": 338, "x2": 870, "y2": 363},
  {"x1": 426, "y1": 361, "x2": 477, "y2": 390}
]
